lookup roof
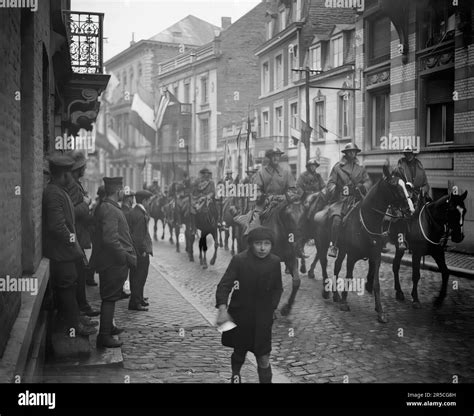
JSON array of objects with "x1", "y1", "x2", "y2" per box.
[{"x1": 149, "y1": 15, "x2": 220, "y2": 46}]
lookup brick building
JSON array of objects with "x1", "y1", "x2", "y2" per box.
[
  {"x1": 154, "y1": 3, "x2": 267, "y2": 182},
  {"x1": 254, "y1": 0, "x2": 356, "y2": 178},
  {"x1": 0, "y1": 1, "x2": 108, "y2": 381},
  {"x1": 101, "y1": 16, "x2": 219, "y2": 191},
  {"x1": 353, "y1": 0, "x2": 474, "y2": 251}
]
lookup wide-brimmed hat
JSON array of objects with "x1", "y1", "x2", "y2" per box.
[
  {"x1": 265, "y1": 148, "x2": 284, "y2": 158},
  {"x1": 306, "y1": 158, "x2": 320, "y2": 168},
  {"x1": 135, "y1": 189, "x2": 153, "y2": 202},
  {"x1": 103, "y1": 177, "x2": 123, "y2": 193},
  {"x1": 341, "y1": 143, "x2": 361, "y2": 154},
  {"x1": 70, "y1": 150, "x2": 87, "y2": 171},
  {"x1": 199, "y1": 167, "x2": 212, "y2": 175}
]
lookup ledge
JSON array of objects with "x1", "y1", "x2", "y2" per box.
[{"x1": 0, "y1": 258, "x2": 50, "y2": 383}]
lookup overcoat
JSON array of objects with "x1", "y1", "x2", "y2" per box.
[
  {"x1": 255, "y1": 165, "x2": 295, "y2": 196},
  {"x1": 128, "y1": 205, "x2": 153, "y2": 256},
  {"x1": 397, "y1": 157, "x2": 429, "y2": 195},
  {"x1": 215, "y1": 249, "x2": 283, "y2": 355},
  {"x1": 296, "y1": 170, "x2": 325, "y2": 199},
  {"x1": 66, "y1": 179, "x2": 92, "y2": 249}
]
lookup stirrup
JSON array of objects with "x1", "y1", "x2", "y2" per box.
[{"x1": 328, "y1": 245, "x2": 338, "y2": 258}]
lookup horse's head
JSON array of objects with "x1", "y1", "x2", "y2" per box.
[
  {"x1": 281, "y1": 193, "x2": 305, "y2": 232},
  {"x1": 380, "y1": 164, "x2": 415, "y2": 216},
  {"x1": 445, "y1": 190, "x2": 468, "y2": 243}
]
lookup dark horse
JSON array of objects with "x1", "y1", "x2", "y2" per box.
[
  {"x1": 217, "y1": 196, "x2": 241, "y2": 255},
  {"x1": 146, "y1": 194, "x2": 169, "y2": 241},
  {"x1": 187, "y1": 197, "x2": 219, "y2": 269},
  {"x1": 236, "y1": 194, "x2": 306, "y2": 316},
  {"x1": 390, "y1": 188, "x2": 467, "y2": 308},
  {"x1": 164, "y1": 183, "x2": 186, "y2": 252},
  {"x1": 312, "y1": 165, "x2": 414, "y2": 323}
]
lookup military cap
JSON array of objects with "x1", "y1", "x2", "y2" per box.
[
  {"x1": 341, "y1": 143, "x2": 361, "y2": 154},
  {"x1": 306, "y1": 158, "x2": 320, "y2": 168},
  {"x1": 47, "y1": 154, "x2": 75, "y2": 170},
  {"x1": 199, "y1": 167, "x2": 212, "y2": 175},
  {"x1": 265, "y1": 148, "x2": 284, "y2": 158},
  {"x1": 103, "y1": 177, "x2": 123, "y2": 193},
  {"x1": 246, "y1": 166, "x2": 258, "y2": 174},
  {"x1": 123, "y1": 190, "x2": 136, "y2": 198},
  {"x1": 135, "y1": 189, "x2": 154, "y2": 202},
  {"x1": 402, "y1": 145, "x2": 418, "y2": 154},
  {"x1": 70, "y1": 150, "x2": 87, "y2": 171}
]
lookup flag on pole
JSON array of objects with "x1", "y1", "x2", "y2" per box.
[
  {"x1": 141, "y1": 156, "x2": 147, "y2": 172},
  {"x1": 246, "y1": 115, "x2": 251, "y2": 171},
  {"x1": 155, "y1": 89, "x2": 179, "y2": 130},
  {"x1": 301, "y1": 119, "x2": 313, "y2": 150},
  {"x1": 130, "y1": 83, "x2": 156, "y2": 143}
]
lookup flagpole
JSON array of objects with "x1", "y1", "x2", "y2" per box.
[{"x1": 246, "y1": 106, "x2": 251, "y2": 174}]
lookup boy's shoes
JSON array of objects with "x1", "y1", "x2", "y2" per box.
[
  {"x1": 79, "y1": 316, "x2": 99, "y2": 327},
  {"x1": 141, "y1": 300, "x2": 150, "y2": 307}
]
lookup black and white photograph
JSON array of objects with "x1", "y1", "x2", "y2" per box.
[{"x1": 0, "y1": 0, "x2": 473, "y2": 411}]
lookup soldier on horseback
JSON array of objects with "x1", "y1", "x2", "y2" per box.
[
  {"x1": 192, "y1": 167, "x2": 218, "y2": 218},
  {"x1": 148, "y1": 178, "x2": 160, "y2": 196},
  {"x1": 397, "y1": 145, "x2": 430, "y2": 207},
  {"x1": 327, "y1": 143, "x2": 371, "y2": 258}
]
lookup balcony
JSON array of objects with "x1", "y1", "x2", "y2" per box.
[{"x1": 60, "y1": 10, "x2": 110, "y2": 135}]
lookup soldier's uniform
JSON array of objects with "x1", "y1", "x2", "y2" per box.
[
  {"x1": 192, "y1": 168, "x2": 217, "y2": 216},
  {"x1": 327, "y1": 143, "x2": 371, "y2": 257},
  {"x1": 148, "y1": 180, "x2": 160, "y2": 196},
  {"x1": 397, "y1": 145, "x2": 430, "y2": 206},
  {"x1": 296, "y1": 159, "x2": 325, "y2": 202}
]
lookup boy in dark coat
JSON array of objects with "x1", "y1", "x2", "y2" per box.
[{"x1": 216, "y1": 226, "x2": 283, "y2": 383}]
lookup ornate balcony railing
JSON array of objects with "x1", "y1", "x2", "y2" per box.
[{"x1": 63, "y1": 11, "x2": 105, "y2": 74}]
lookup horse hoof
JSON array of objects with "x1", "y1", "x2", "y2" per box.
[
  {"x1": 230, "y1": 250, "x2": 235, "y2": 256},
  {"x1": 300, "y1": 266, "x2": 307, "y2": 274},
  {"x1": 161, "y1": 236, "x2": 165, "y2": 240},
  {"x1": 412, "y1": 301, "x2": 421, "y2": 309},
  {"x1": 322, "y1": 290, "x2": 330, "y2": 299},
  {"x1": 224, "y1": 246, "x2": 229, "y2": 251},
  {"x1": 285, "y1": 267, "x2": 291, "y2": 275},
  {"x1": 308, "y1": 271, "x2": 315, "y2": 279},
  {"x1": 433, "y1": 297, "x2": 444, "y2": 309},
  {"x1": 219, "y1": 243, "x2": 223, "y2": 248},
  {"x1": 280, "y1": 304, "x2": 291, "y2": 316},
  {"x1": 365, "y1": 283, "x2": 373, "y2": 294},
  {"x1": 340, "y1": 303, "x2": 350, "y2": 312},
  {"x1": 377, "y1": 314, "x2": 388, "y2": 323},
  {"x1": 333, "y1": 293, "x2": 341, "y2": 303},
  {"x1": 210, "y1": 259, "x2": 216, "y2": 266},
  {"x1": 203, "y1": 265, "x2": 208, "y2": 270},
  {"x1": 395, "y1": 292, "x2": 405, "y2": 302}
]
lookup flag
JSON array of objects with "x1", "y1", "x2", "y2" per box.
[
  {"x1": 236, "y1": 128, "x2": 242, "y2": 150},
  {"x1": 155, "y1": 90, "x2": 179, "y2": 130},
  {"x1": 103, "y1": 72, "x2": 120, "y2": 104},
  {"x1": 130, "y1": 84, "x2": 156, "y2": 143},
  {"x1": 245, "y1": 115, "x2": 251, "y2": 151},
  {"x1": 300, "y1": 119, "x2": 313, "y2": 150},
  {"x1": 107, "y1": 128, "x2": 126, "y2": 150},
  {"x1": 141, "y1": 156, "x2": 147, "y2": 172}
]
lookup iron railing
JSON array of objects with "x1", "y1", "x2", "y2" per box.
[{"x1": 63, "y1": 11, "x2": 105, "y2": 74}]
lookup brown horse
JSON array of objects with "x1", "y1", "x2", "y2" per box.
[
  {"x1": 312, "y1": 165, "x2": 414, "y2": 323},
  {"x1": 146, "y1": 194, "x2": 169, "y2": 241},
  {"x1": 390, "y1": 188, "x2": 467, "y2": 308}
]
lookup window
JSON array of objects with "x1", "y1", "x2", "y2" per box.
[
  {"x1": 201, "y1": 77, "x2": 208, "y2": 104},
  {"x1": 279, "y1": 8, "x2": 286, "y2": 32},
  {"x1": 122, "y1": 70, "x2": 127, "y2": 93},
  {"x1": 262, "y1": 111, "x2": 270, "y2": 137},
  {"x1": 266, "y1": 20, "x2": 274, "y2": 40},
  {"x1": 200, "y1": 118, "x2": 209, "y2": 150},
  {"x1": 310, "y1": 45, "x2": 321, "y2": 71},
  {"x1": 370, "y1": 90, "x2": 390, "y2": 149},
  {"x1": 419, "y1": 2, "x2": 455, "y2": 48},
  {"x1": 332, "y1": 36, "x2": 343, "y2": 68},
  {"x1": 368, "y1": 16, "x2": 391, "y2": 66},
  {"x1": 290, "y1": 103, "x2": 298, "y2": 129},
  {"x1": 338, "y1": 91, "x2": 351, "y2": 138},
  {"x1": 129, "y1": 68, "x2": 134, "y2": 94},
  {"x1": 425, "y1": 73, "x2": 454, "y2": 144},
  {"x1": 173, "y1": 82, "x2": 179, "y2": 101},
  {"x1": 262, "y1": 62, "x2": 270, "y2": 94},
  {"x1": 275, "y1": 106, "x2": 283, "y2": 136},
  {"x1": 274, "y1": 54, "x2": 283, "y2": 89},
  {"x1": 184, "y1": 82, "x2": 190, "y2": 103},
  {"x1": 292, "y1": 0, "x2": 302, "y2": 22},
  {"x1": 289, "y1": 45, "x2": 298, "y2": 82},
  {"x1": 314, "y1": 100, "x2": 325, "y2": 140}
]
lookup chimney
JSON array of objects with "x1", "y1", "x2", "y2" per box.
[{"x1": 221, "y1": 17, "x2": 232, "y2": 30}]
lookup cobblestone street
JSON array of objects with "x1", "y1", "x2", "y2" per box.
[{"x1": 43, "y1": 224, "x2": 474, "y2": 383}]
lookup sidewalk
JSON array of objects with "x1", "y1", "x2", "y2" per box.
[{"x1": 381, "y1": 246, "x2": 474, "y2": 278}]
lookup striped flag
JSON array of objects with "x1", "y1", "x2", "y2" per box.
[
  {"x1": 155, "y1": 90, "x2": 179, "y2": 130},
  {"x1": 130, "y1": 83, "x2": 156, "y2": 143}
]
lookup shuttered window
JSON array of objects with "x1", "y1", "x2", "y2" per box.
[{"x1": 368, "y1": 16, "x2": 391, "y2": 66}]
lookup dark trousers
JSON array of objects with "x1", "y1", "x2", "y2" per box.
[
  {"x1": 129, "y1": 254, "x2": 150, "y2": 307},
  {"x1": 50, "y1": 260, "x2": 80, "y2": 330},
  {"x1": 99, "y1": 264, "x2": 129, "y2": 302},
  {"x1": 75, "y1": 259, "x2": 90, "y2": 311}
]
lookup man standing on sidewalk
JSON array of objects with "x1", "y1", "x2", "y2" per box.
[
  {"x1": 66, "y1": 151, "x2": 100, "y2": 317},
  {"x1": 94, "y1": 177, "x2": 137, "y2": 348},
  {"x1": 42, "y1": 154, "x2": 96, "y2": 337},
  {"x1": 216, "y1": 226, "x2": 283, "y2": 383},
  {"x1": 127, "y1": 190, "x2": 154, "y2": 311}
]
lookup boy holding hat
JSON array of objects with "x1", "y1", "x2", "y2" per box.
[
  {"x1": 216, "y1": 226, "x2": 283, "y2": 383},
  {"x1": 94, "y1": 177, "x2": 137, "y2": 348},
  {"x1": 42, "y1": 154, "x2": 96, "y2": 337},
  {"x1": 127, "y1": 190, "x2": 154, "y2": 311}
]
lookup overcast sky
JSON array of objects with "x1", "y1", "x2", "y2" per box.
[{"x1": 72, "y1": 0, "x2": 261, "y2": 61}]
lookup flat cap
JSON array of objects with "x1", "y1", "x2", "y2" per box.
[
  {"x1": 47, "y1": 154, "x2": 75, "y2": 169},
  {"x1": 247, "y1": 226, "x2": 274, "y2": 245},
  {"x1": 135, "y1": 190, "x2": 154, "y2": 201},
  {"x1": 199, "y1": 167, "x2": 212, "y2": 175}
]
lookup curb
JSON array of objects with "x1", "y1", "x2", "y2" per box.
[
  {"x1": 151, "y1": 262, "x2": 293, "y2": 384},
  {"x1": 381, "y1": 253, "x2": 474, "y2": 279}
]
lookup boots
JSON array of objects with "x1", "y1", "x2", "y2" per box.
[
  {"x1": 257, "y1": 365, "x2": 272, "y2": 383},
  {"x1": 328, "y1": 216, "x2": 341, "y2": 258},
  {"x1": 96, "y1": 301, "x2": 122, "y2": 348}
]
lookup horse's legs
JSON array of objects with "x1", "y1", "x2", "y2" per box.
[
  {"x1": 318, "y1": 236, "x2": 330, "y2": 299},
  {"x1": 210, "y1": 228, "x2": 218, "y2": 266},
  {"x1": 332, "y1": 249, "x2": 346, "y2": 303},
  {"x1": 308, "y1": 236, "x2": 319, "y2": 279},
  {"x1": 160, "y1": 218, "x2": 165, "y2": 240},
  {"x1": 393, "y1": 248, "x2": 405, "y2": 301},
  {"x1": 175, "y1": 225, "x2": 180, "y2": 252},
  {"x1": 186, "y1": 225, "x2": 194, "y2": 262},
  {"x1": 340, "y1": 254, "x2": 356, "y2": 311},
  {"x1": 230, "y1": 225, "x2": 236, "y2": 256},
  {"x1": 365, "y1": 258, "x2": 375, "y2": 294},
  {"x1": 153, "y1": 218, "x2": 158, "y2": 241},
  {"x1": 432, "y1": 248, "x2": 449, "y2": 308},
  {"x1": 411, "y1": 251, "x2": 422, "y2": 308},
  {"x1": 224, "y1": 228, "x2": 230, "y2": 251},
  {"x1": 280, "y1": 257, "x2": 300, "y2": 316},
  {"x1": 218, "y1": 225, "x2": 223, "y2": 248},
  {"x1": 200, "y1": 233, "x2": 208, "y2": 269},
  {"x1": 300, "y1": 257, "x2": 307, "y2": 274},
  {"x1": 372, "y1": 252, "x2": 387, "y2": 323}
]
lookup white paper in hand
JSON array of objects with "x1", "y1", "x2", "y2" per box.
[{"x1": 217, "y1": 320, "x2": 236, "y2": 333}]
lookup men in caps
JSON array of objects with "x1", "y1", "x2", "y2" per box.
[
  {"x1": 42, "y1": 154, "x2": 96, "y2": 337},
  {"x1": 93, "y1": 177, "x2": 137, "y2": 348},
  {"x1": 327, "y1": 143, "x2": 371, "y2": 258},
  {"x1": 127, "y1": 190, "x2": 154, "y2": 311}
]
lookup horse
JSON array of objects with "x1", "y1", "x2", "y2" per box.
[
  {"x1": 236, "y1": 194, "x2": 306, "y2": 316},
  {"x1": 187, "y1": 197, "x2": 219, "y2": 269},
  {"x1": 163, "y1": 185, "x2": 186, "y2": 252},
  {"x1": 146, "y1": 194, "x2": 168, "y2": 241},
  {"x1": 217, "y1": 196, "x2": 241, "y2": 255},
  {"x1": 390, "y1": 188, "x2": 467, "y2": 308},
  {"x1": 311, "y1": 165, "x2": 414, "y2": 323}
]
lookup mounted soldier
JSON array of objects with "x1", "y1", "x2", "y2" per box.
[
  {"x1": 296, "y1": 158, "x2": 325, "y2": 203},
  {"x1": 192, "y1": 167, "x2": 218, "y2": 218},
  {"x1": 327, "y1": 143, "x2": 371, "y2": 258},
  {"x1": 148, "y1": 178, "x2": 160, "y2": 196},
  {"x1": 397, "y1": 145, "x2": 430, "y2": 207}
]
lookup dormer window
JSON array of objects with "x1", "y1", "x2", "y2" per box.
[
  {"x1": 292, "y1": 0, "x2": 302, "y2": 22},
  {"x1": 266, "y1": 19, "x2": 274, "y2": 40},
  {"x1": 310, "y1": 45, "x2": 321, "y2": 71},
  {"x1": 279, "y1": 8, "x2": 287, "y2": 32},
  {"x1": 331, "y1": 35, "x2": 343, "y2": 68}
]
